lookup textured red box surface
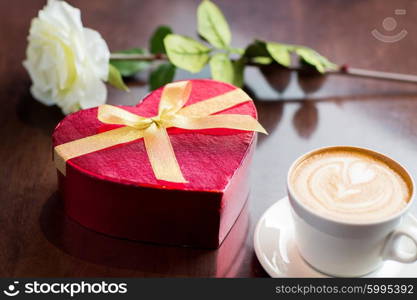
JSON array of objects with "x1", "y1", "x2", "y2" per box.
[{"x1": 52, "y1": 79, "x2": 257, "y2": 248}]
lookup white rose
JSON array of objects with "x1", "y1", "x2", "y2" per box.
[{"x1": 23, "y1": 0, "x2": 110, "y2": 114}]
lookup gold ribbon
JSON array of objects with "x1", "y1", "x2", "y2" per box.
[{"x1": 54, "y1": 81, "x2": 267, "y2": 183}]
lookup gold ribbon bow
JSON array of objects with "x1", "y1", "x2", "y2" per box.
[{"x1": 54, "y1": 81, "x2": 267, "y2": 183}]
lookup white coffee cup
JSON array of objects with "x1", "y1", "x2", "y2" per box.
[{"x1": 287, "y1": 146, "x2": 417, "y2": 277}]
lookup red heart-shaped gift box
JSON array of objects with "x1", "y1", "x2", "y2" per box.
[{"x1": 52, "y1": 79, "x2": 258, "y2": 248}]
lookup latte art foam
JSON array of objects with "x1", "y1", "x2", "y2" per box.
[{"x1": 290, "y1": 149, "x2": 411, "y2": 223}]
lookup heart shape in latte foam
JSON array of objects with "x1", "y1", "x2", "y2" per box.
[{"x1": 347, "y1": 161, "x2": 376, "y2": 185}]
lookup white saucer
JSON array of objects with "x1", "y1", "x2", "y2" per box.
[{"x1": 254, "y1": 197, "x2": 417, "y2": 277}]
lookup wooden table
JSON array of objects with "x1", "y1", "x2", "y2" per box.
[{"x1": 1, "y1": 0, "x2": 417, "y2": 277}]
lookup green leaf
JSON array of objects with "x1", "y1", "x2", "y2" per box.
[
  {"x1": 149, "y1": 25, "x2": 173, "y2": 54},
  {"x1": 197, "y1": 0, "x2": 231, "y2": 49},
  {"x1": 252, "y1": 56, "x2": 273, "y2": 65},
  {"x1": 244, "y1": 40, "x2": 270, "y2": 58},
  {"x1": 164, "y1": 34, "x2": 211, "y2": 73},
  {"x1": 243, "y1": 40, "x2": 337, "y2": 72},
  {"x1": 107, "y1": 64, "x2": 129, "y2": 91},
  {"x1": 243, "y1": 40, "x2": 273, "y2": 65},
  {"x1": 149, "y1": 63, "x2": 176, "y2": 91},
  {"x1": 266, "y1": 42, "x2": 292, "y2": 67},
  {"x1": 232, "y1": 58, "x2": 245, "y2": 87},
  {"x1": 110, "y1": 48, "x2": 149, "y2": 77},
  {"x1": 209, "y1": 53, "x2": 244, "y2": 87},
  {"x1": 229, "y1": 47, "x2": 244, "y2": 55},
  {"x1": 210, "y1": 53, "x2": 234, "y2": 84},
  {"x1": 294, "y1": 47, "x2": 338, "y2": 73}
]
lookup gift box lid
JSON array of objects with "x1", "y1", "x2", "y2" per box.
[{"x1": 52, "y1": 79, "x2": 258, "y2": 192}]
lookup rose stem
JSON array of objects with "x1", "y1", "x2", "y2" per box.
[{"x1": 109, "y1": 54, "x2": 417, "y2": 85}]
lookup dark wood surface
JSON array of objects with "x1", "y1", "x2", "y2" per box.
[{"x1": 1, "y1": 0, "x2": 417, "y2": 277}]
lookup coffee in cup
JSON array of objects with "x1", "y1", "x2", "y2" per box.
[
  {"x1": 289, "y1": 147, "x2": 412, "y2": 223},
  {"x1": 287, "y1": 146, "x2": 417, "y2": 277}
]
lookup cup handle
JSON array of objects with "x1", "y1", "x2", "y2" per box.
[{"x1": 382, "y1": 225, "x2": 417, "y2": 263}]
